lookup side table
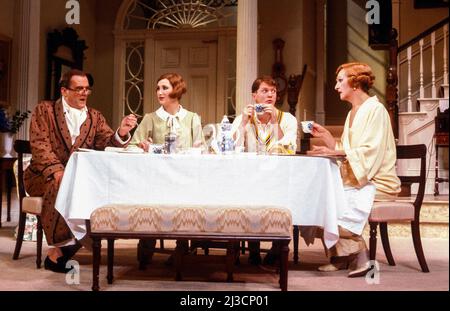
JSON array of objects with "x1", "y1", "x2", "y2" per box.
[{"x1": 0, "y1": 157, "x2": 16, "y2": 227}]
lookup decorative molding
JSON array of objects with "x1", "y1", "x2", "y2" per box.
[
  {"x1": 398, "y1": 112, "x2": 428, "y2": 125},
  {"x1": 417, "y1": 99, "x2": 440, "y2": 112},
  {"x1": 123, "y1": 0, "x2": 235, "y2": 30},
  {"x1": 409, "y1": 119, "x2": 434, "y2": 136}
]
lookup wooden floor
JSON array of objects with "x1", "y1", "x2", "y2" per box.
[{"x1": 0, "y1": 189, "x2": 448, "y2": 292}]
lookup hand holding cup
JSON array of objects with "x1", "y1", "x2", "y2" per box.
[{"x1": 301, "y1": 121, "x2": 314, "y2": 134}]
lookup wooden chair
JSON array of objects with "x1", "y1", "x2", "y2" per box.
[
  {"x1": 369, "y1": 144, "x2": 429, "y2": 272},
  {"x1": 292, "y1": 144, "x2": 431, "y2": 269},
  {"x1": 12, "y1": 140, "x2": 44, "y2": 268}
]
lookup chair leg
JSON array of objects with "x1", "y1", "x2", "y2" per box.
[
  {"x1": 12, "y1": 211, "x2": 27, "y2": 260},
  {"x1": 411, "y1": 220, "x2": 430, "y2": 272},
  {"x1": 175, "y1": 240, "x2": 187, "y2": 281},
  {"x1": 293, "y1": 225, "x2": 299, "y2": 264},
  {"x1": 380, "y1": 222, "x2": 395, "y2": 266},
  {"x1": 107, "y1": 239, "x2": 114, "y2": 284},
  {"x1": 226, "y1": 241, "x2": 235, "y2": 282},
  {"x1": 241, "y1": 240, "x2": 246, "y2": 254},
  {"x1": 369, "y1": 222, "x2": 378, "y2": 261},
  {"x1": 159, "y1": 239, "x2": 164, "y2": 250},
  {"x1": 92, "y1": 238, "x2": 101, "y2": 291},
  {"x1": 36, "y1": 216, "x2": 43, "y2": 268},
  {"x1": 279, "y1": 241, "x2": 289, "y2": 291}
]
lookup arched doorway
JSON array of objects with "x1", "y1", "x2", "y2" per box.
[{"x1": 113, "y1": 0, "x2": 238, "y2": 126}]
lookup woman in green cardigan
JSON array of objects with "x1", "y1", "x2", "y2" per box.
[{"x1": 131, "y1": 72, "x2": 204, "y2": 151}]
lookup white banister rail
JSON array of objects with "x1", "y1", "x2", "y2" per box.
[{"x1": 398, "y1": 21, "x2": 449, "y2": 112}]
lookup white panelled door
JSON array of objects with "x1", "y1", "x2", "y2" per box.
[{"x1": 152, "y1": 39, "x2": 218, "y2": 125}]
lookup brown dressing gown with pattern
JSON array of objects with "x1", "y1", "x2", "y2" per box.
[{"x1": 24, "y1": 100, "x2": 128, "y2": 245}]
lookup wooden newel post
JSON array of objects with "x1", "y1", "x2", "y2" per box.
[
  {"x1": 386, "y1": 28, "x2": 399, "y2": 140},
  {"x1": 287, "y1": 74, "x2": 302, "y2": 116},
  {"x1": 287, "y1": 64, "x2": 307, "y2": 116}
]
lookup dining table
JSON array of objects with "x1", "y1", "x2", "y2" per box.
[{"x1": 54, "y1": 150, "x2": 366, "y2": 249}]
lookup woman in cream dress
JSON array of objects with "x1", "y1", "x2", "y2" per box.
[
  {"x1": 131, "y1": 72, "x2": 204, "y2": 151},
  {"x1": 131, "y1": 73, "x2": 204, "y2": 263},
  {"x1": 309, "y1": 62, "x2": 401, "y2": 277}
]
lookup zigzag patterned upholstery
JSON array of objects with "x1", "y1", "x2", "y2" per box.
[
  {"x1": 88, "y1": 204, "x2": 292, "y2": 291},
  {"x1": 91, "y1": 204, "x2": 292, "y2": 236}
]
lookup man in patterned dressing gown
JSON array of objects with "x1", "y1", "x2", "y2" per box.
[{"x1": 24, "y1": 69, "x2": 138, "y2": 273}]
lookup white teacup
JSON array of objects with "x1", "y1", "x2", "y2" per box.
[
  {"x1": 301, "y1": 121, "x2": 314, "y2": 134},
  {"x1": 255, "y1": 104, "x2": 265, "y2": 115}
]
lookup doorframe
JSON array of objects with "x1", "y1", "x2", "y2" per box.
[{"x1": 113, "y1": 27, "x2": 236, "y2": 127}]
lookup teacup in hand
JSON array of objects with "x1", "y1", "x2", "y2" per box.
[
  {"x1": 255, "y1": 104, "x2": 264, "y2": 114},
  {"x1": 301, "y1": 121, "x2": 314, "y2": 134}
]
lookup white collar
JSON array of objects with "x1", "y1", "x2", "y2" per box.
[
  {"x1": 62, "y1": 97, "x2": 88, "y2": 114},
  {"x1": 156, "y1": 105, "x2": 188, "y2": 132},
  {"x1": 156, "y1": 105, "x2": 187, "y2": 121}
]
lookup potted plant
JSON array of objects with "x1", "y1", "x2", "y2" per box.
[{"x1": 0, "y1": 108, "x2": 30, "y2": 158}]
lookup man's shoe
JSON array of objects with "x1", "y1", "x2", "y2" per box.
[
  {"x1": 44, "y1": 256, "x2": 72, "y2": 273},
  {"x1": 60, "y1": 241, "x2": 82, "y2": 261}
]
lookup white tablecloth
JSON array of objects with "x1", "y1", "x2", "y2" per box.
[{"x1": 55, "y1": 151, "x2": 348, "y2": 248}]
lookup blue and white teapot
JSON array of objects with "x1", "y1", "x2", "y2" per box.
[{"x1": 204, "y1": 116, "x2": 240, "y2": 154}]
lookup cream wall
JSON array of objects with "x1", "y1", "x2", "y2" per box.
[
  {"x1": 38, "y1": 0, "x2": 97, "y2": 108},
  {"x1": 258, "y1": 0, "x2": 305, "y2": 114},
  {"x1": 37, "y1": 0, "x2": 123, "y2": 126},
  {"x1": 399, "y1": 0, "x2": 448, "y2": 46},
  {"x1": 347, "y1": 0, "x2": 387, "y2": 100},
  {"x1": 91, "y1": 0, "x2": 122, "y2": 125},
  {"x1": 326, "y1": 0, "x2": 349, "y2": 125},
  {"x1": 326, "y1": 0, "x2": 388, "y2": 125},
  {"x1": 0, "y1": 0, "x2": 15, "y2": 38}
]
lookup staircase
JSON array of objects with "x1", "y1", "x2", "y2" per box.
[
  {"x1": 391, "y1": 20, "x2": 449, "y2": 238},
  {"x1": 308, "y1": 20, "x2": 449, "y2": 239},
  {"x1": 397, "y1": 22, "x2": 449, "y2": 196}
]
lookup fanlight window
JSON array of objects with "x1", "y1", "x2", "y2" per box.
[{"x1": 124, "y1": 0, "x2": 237, "y2": 29}]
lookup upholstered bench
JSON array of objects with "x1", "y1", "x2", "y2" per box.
[{"x1": 87, "y1": 204, "x2": 292, "y2": 291}]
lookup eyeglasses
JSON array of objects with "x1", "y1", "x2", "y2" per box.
[
  {"x1": 257, "y1": 88, "x2": 277, "y2": 95},
  {"x1": 66, "y1": 87, "x2": 92, "y2": 95}
]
